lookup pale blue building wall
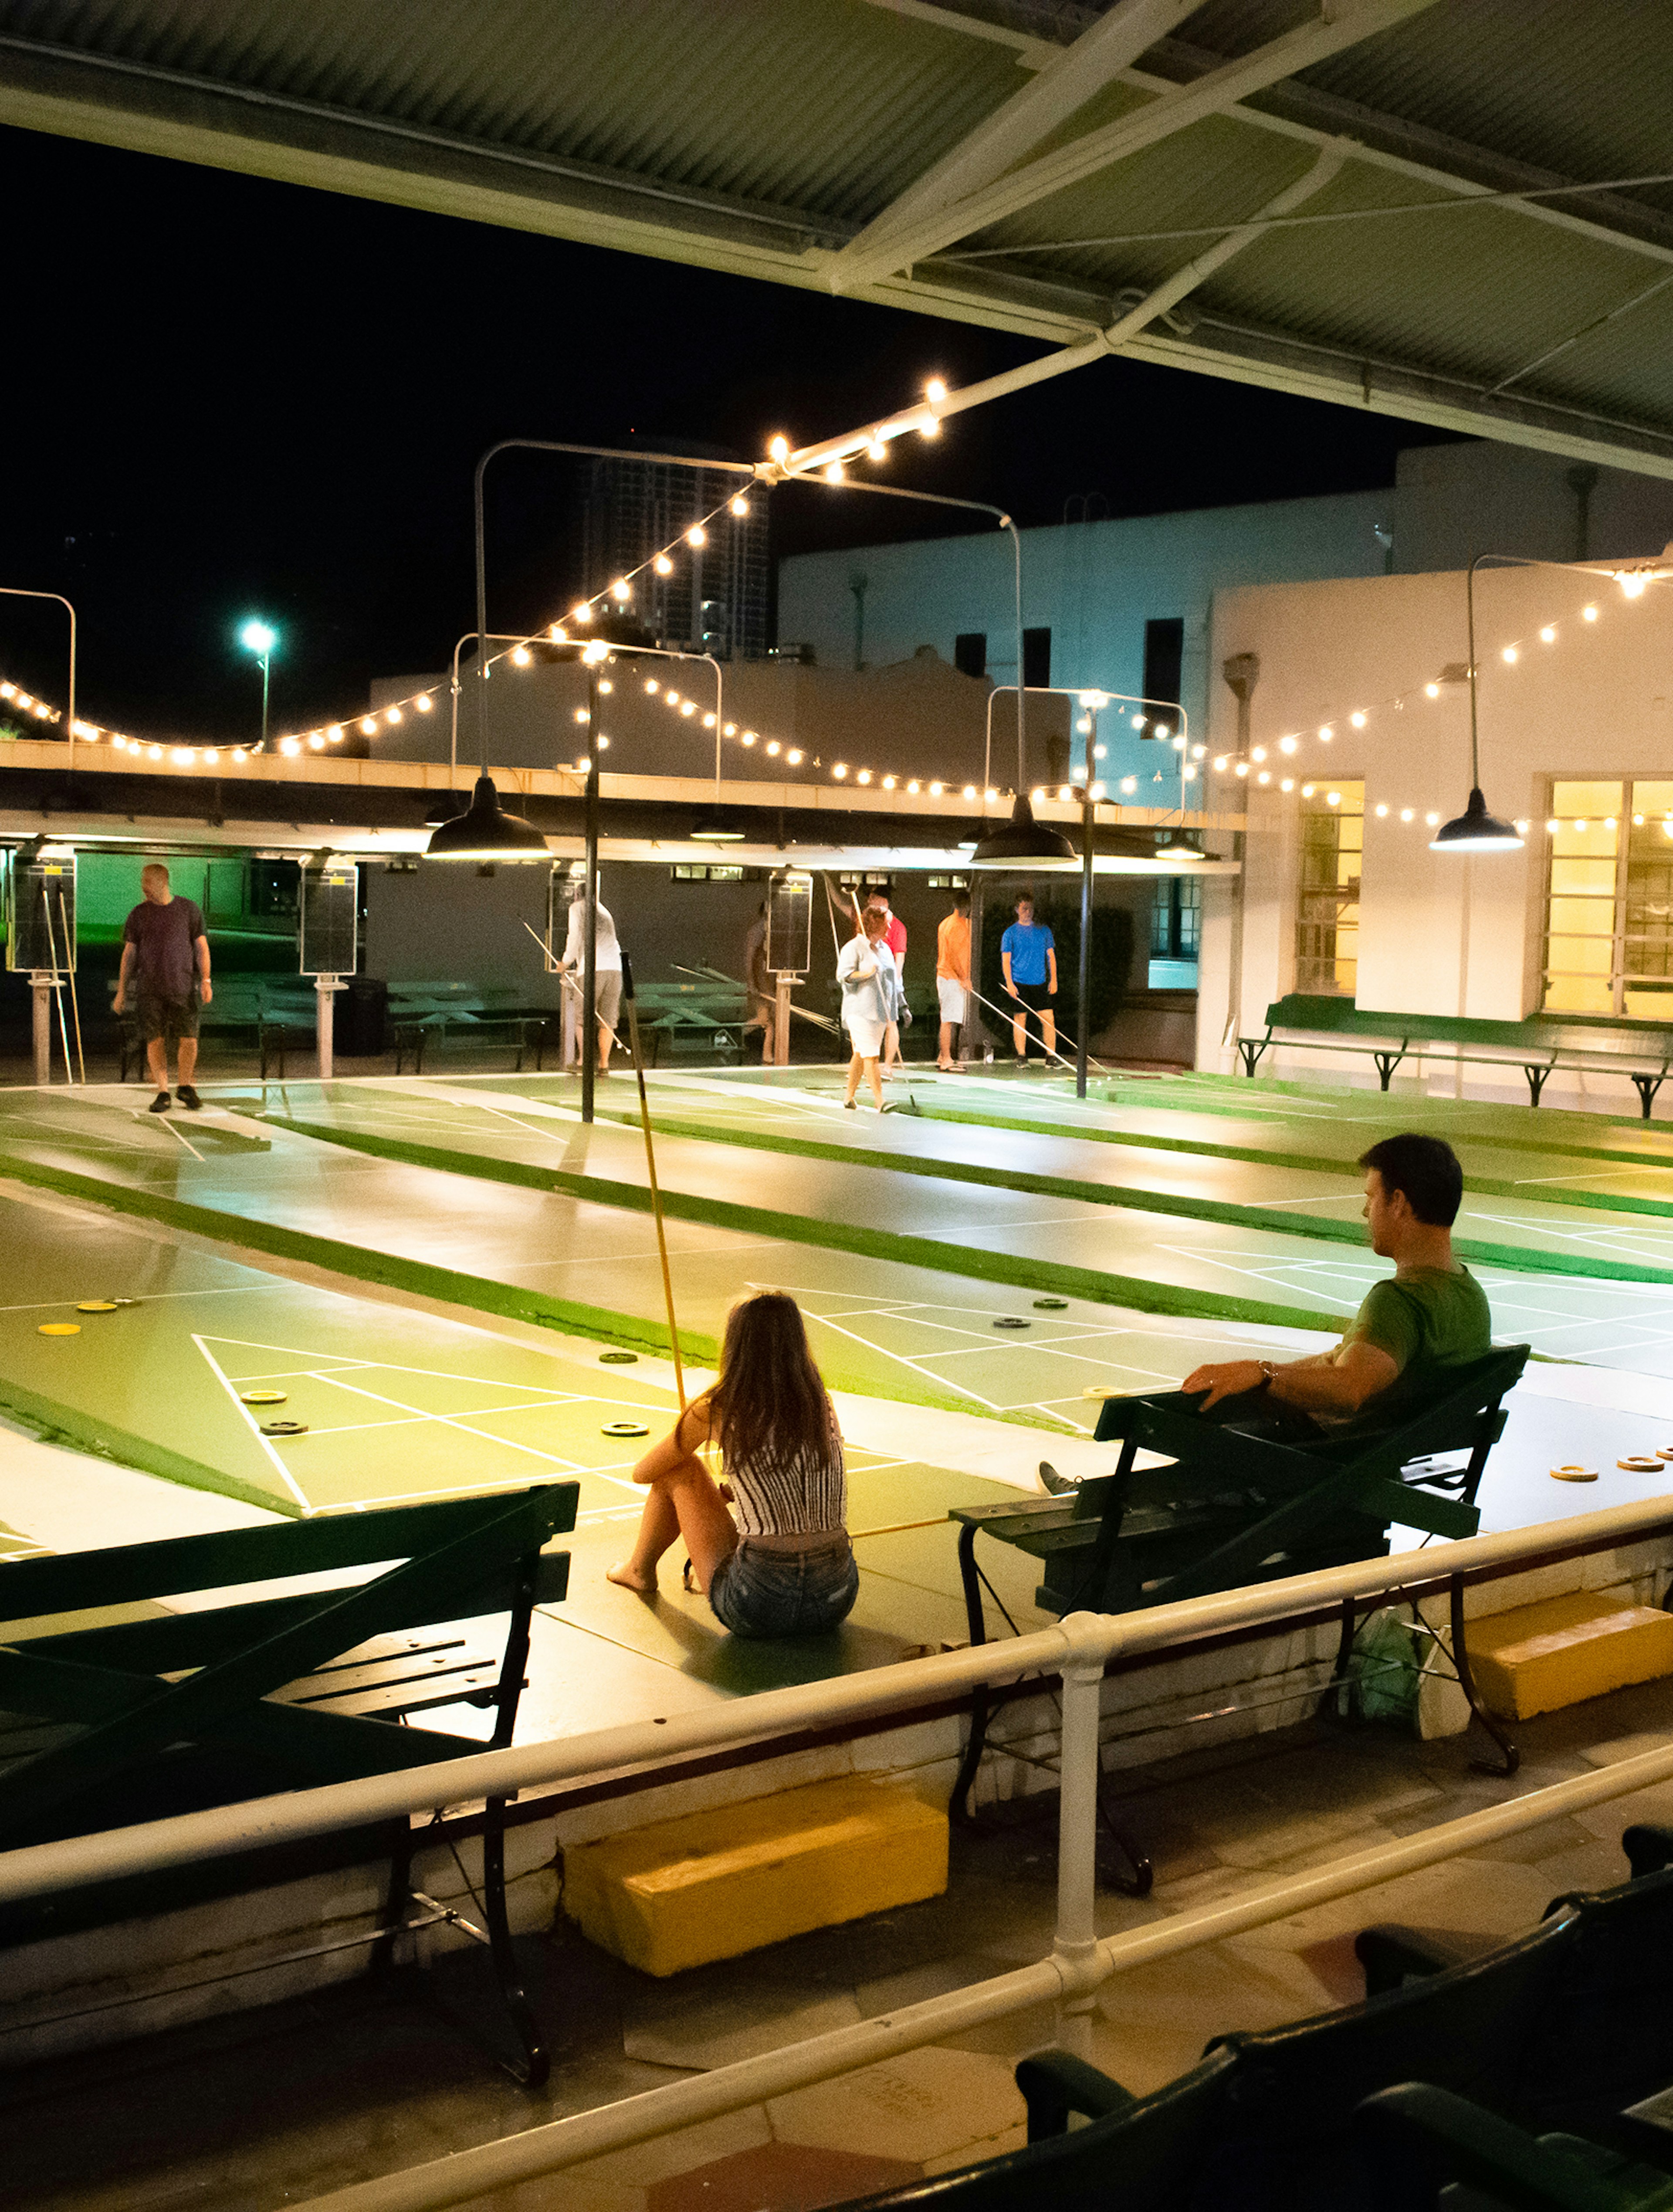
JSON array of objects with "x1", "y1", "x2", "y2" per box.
[{"x1": 776, "y1": 490, "x2": 1390, "y2": 790}]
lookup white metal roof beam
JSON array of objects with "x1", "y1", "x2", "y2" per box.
[
  {"x1": 830, "y1": 0, "x2": 1199, "y2": 286},
  {"x1": 780, "y1": 142, "x2": 1347, "y2": 477},
  {"x1": 829, "y1": 0, "x2": 1443, "y2": 285}
]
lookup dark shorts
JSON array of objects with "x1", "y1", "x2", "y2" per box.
[
  {"x1": 1013, "y1": 980, "x2": 1053, "y2": 1014},
  {"x1": 708, "y1": 1536, "x2": 859, "y2": 1639},
  {"x1": 137, "y1": 991, "x2": 200, "y2": 1045}
]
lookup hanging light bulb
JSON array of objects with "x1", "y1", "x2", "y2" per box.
[
  {"x1": 687, "y1": 525, "x2": 707, "y2": 548},
  {"x1": 511, "y1": 645, "x2": 532, "y2": 667},
  {"x1": 769, "y1": 435, "x2": 790, "y2": 463},
  {"x1": 728, "y1": 495, "x2": 750, "y2": 518},
  {"x1": 571, "y1": 602, "x2": 593, "y2": 622},
  {"x1": 611, "y1": 579, "x2": 632, "y2": 601}
]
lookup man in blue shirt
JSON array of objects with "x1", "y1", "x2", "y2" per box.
[{"x1": 1000, "y1": 894, "x2": 1057, "y2": 1066}]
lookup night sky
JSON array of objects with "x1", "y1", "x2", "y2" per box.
[{"x1": 1, "y1": 123, "x2": 1457, "y2": 743}]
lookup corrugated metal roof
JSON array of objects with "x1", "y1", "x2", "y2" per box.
[{"x1": 3, "y1": 0, "x2": 1673, "y2": 472}]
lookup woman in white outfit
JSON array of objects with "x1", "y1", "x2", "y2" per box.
[
  {"x1": 559, "y1": 886, "x2": 623, "y2": 1075},
  {"x1": 836, "y1": 906, "x2": 897, "y2": 1110}
]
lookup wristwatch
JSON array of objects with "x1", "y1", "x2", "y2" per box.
[{"x1": 1255, "y1": 1360, "x2": 1280, "y2": 1388}]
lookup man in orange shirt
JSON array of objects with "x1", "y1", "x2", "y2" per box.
[{"x1": 935, "y1": 889, "x2": 971, "y2": 1071}]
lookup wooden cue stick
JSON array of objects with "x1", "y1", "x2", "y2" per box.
[
  {"x1": 621, "y1": 950, "x2": 685, "y2": 1410},
  {"x1": 57, "y1": 890, "x2": 85, "y2": 1085},
  {"x1": 40, "y1": 892, "x2": 75, "y2": 1085}
]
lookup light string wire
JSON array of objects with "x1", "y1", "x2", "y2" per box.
[{"x1": 1209, "y1": 563, "x2": 1673, "y2": 831}]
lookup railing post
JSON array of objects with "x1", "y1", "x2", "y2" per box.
[{"x1": 1053, "y1": 1613, "x2": 1108, "y2": 2059}]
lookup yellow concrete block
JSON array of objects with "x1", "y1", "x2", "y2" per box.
[
  {"x1": 1468, "y1": 1591, "x2": 1673, "y2": 1721},
  {"x1": 563, "y1": 1777, "x2": 949, "y2": 1977}
]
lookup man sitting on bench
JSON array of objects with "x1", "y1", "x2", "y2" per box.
[{"x1": 1042, "y1": 1134, "x2": 1490, "y2": 1487}]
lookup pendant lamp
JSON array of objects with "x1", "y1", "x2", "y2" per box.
[{"x1": 1432, "y1": 561, "x2": 1524, "y2": 855}]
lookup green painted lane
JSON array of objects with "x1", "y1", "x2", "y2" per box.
[
  {"x1": 228, "y1": 1083, "x2": 1673, "y2": 1377},
  {"x1": 0, "y1": 1092, "x2": 1347, "y2": 1423},
  {"x1": 247, "y1": 1075, "x2": 1673, "y2": 1289},
  {"x1": 0, "y1": 1184, "x2": 690, "y2": 1519}
]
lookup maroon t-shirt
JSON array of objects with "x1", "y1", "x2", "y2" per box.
[{"x1": 124, "y1": 898, "x2": 204, "y2": 1001}]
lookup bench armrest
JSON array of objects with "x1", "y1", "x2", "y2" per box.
[{"x1": 1015, "y1": 2050, "x2": 1138, "y2": 2141}]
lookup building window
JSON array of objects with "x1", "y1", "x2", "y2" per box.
[
  {"x1": 1295, "y1": 781, "x2": 1363, "y2": 996},
  {"x1": 1151, "y1": 875, "x2": 1201, "y2": 958},
  {"x1": 1022, "y1": 628, "x2": 1051, "y2": 689},
  {"x1": 671, "y1": 863, "x2": 751, "y2": 882},
  {"x1": 954, "y1": 632, "x2": 986, "y2": 679},
  {"x1": 926, "y1": 874, "x2": 969, "y2": 890},
  {"x1": 1542, "y1": 780, "x2": 1673, "y2": 1017},
  {"x1": 1142, "y1": 617, "x2": 1184, "y2": 738}
]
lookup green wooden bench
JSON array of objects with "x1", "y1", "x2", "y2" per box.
[
  {"x1": 947, "y1": 1346, "x2": 1530, "y2": 1867},
  {"x1": 387, "y1": 982, "x2": 555, "y2": 1075},
  {"x1": 0, "y1": 1483, "x2": 576, "y2": 2084},
  {"x1": 111, "y1": 975, "x2": 321, "y2": 1082},
  {"x1": 637, "y1": 975, "x2": 748, "y2": 1062},
  {"x1": 1240, "y1": 994, "x2": 1673, "y2": 1117}
]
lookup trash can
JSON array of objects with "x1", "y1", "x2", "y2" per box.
[{"x1": 339, "y1": 976, "x2": 389, "y2": 1056}]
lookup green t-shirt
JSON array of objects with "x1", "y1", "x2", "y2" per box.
[{"x1": 1342, "y1": 1265, "x2": 1491, "y2": 1422}]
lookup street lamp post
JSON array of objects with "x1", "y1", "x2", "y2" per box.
[
  {"x1": 0, "y1": 587, "x2": 78, "y2": 1083},
  {"x1": 238, "y1": 619, "x2": 278, "y2": 753}
]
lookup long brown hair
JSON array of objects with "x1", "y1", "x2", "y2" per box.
[{"x1": 706, "y1": 1292, "x2": 833, "y2": 1472}]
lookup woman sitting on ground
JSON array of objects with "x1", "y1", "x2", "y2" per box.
[{"x1": 607, "y1": 1291, "x2": 858, "y2": 1638}]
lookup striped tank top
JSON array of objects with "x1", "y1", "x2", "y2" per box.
[{"x1": 724, "y1": 1401, "x2": 847, "y2": 1539}]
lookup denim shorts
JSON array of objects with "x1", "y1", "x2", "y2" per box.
[{"x1": 708, "y1": 1537, "x2": 859, "y2": 1639}]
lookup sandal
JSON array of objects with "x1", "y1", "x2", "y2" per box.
[{"x1": 682, "y1": 1557, "x2": 697, "y2": 1592}]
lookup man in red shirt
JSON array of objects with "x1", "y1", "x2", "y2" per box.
[{"x1": 114, "y1": 863, "x2": 213, "y2": 1112}]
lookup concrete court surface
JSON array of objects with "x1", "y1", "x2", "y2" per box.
[
  {"x1": 268, "y1": 1071, "x2": 1673, "y2": 1275},
  {"x1": 11, "y1": 1077, "x2": 1673, "y2": 1385}
]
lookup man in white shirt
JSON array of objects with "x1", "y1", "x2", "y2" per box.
[{"x1": 559, "y1": 882, "x2": 623, "y2": 1075}]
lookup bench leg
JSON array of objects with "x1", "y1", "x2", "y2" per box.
[
  {"x1": 1237, "y1": 1038, "x2": 1267, "y2": 1079},
  {"x1": 1633, "y1": 1073, "x2": 1664, "y2": 1120},
  {"x1": 1524, "y1": 1064, "x2": 1550, "y2": 1108},
  {"x1": 1372, "y1": 1050, "x2": 1404, "y2": 1092},
  {"x1": 1449, "y1": 1574, "x2": 1518, "y2": 1777},
  {"x1": 482, "y1": 1798, "x2": 550, "y2": 2089},
  {"x1": 951, "y1": 1523, "x2": 991, "y2": 1825},
  {"x1": 1320, "y1": 1595, "x2": 1364, "y2": 1725}
]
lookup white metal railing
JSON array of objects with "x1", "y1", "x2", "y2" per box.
[{"x1": 6, "y1": 1493, "x2": 1673, "y2": 2210}]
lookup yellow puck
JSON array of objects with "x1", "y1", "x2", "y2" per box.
[
  {"x1": 75, "y1": 1300, "x2": 120, "y2": 1314},
  {"x1": 239, "y1": 1390, "x2": 288, "y2": 1406},
  {"x1": 1551, "y1": 1465, "x2": 1598, "y2": 1483},
  {"x1": 1619, "y1": 1455, "x2": 1664, "y2": 1473},
  {"x1": 37, "y1": 1322, "x2": 81, "y2": 1337}
]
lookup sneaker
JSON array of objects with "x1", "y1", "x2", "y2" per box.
[
  {"x1": 176, "y1": 1085, "x2": 202, "y2": 1111},
  {"x1": 1039, "y1": 1460, "x2": 1079, "y2": 1496},
  {"x1": 149, "y1": 1090, "x2": 170, "y2": 1113}
]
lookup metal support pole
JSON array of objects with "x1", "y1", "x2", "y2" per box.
[
  {"x1": 967, "y1": 877, "x2": 987, "y2": 1061},
  {"x1": 1078, "y1": 792, "x2": 1094, "y2": 1101},
  {"x1": 315, "y1": 977, "x2": 339, "y2": 1082},
  {"x1": 773, "y1": 972, "x2": 792, "y2": 1067},
  {"x1": 1053, "y1": 1621, "x2": 1106, "y2": 2061},
  {"x1": 30, "y1": 976, "x2": 52, "y2": 1085},
  {"x1": 260, "y1": 651, "x2": 271, "y2": 754},
  {"x1": 581, "y1": 663, "x2": 600, "y2": 1126}
]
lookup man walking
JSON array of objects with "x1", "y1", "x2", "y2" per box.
[
  {"x1": 115, "y1": 863, "x2": 212, "y2": 1112},
  {"x1": 935, "y1": 888, "x2": 971, "y2": 1071},
  {"x1": 1000, "y1": 893, "x2": 1056, "y2": 1066}
]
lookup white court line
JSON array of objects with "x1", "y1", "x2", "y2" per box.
[
  {"x1": 197, "y1": 1337, "x2": 593, "y2": 1397},
  {"x1": 800, "y1": 1309, "x2": 1001, "y2": 1411},
  {"x1": 298, "y1": 1373, "x2": 594, "y2": 1471},
  {"x1": 191, "y1": 1334, "x2": 311, "y2": 1514}
]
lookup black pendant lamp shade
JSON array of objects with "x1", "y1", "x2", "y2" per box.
[
  {"x1": 424, "y1": 774, "x2": 549, "y2": 861},
  {"x1": 1429, "y1": 786, "x2": 1524, "y2": 853},
  {"x1": 970, "y1": 793, "x2": 1079, "y2": 869},
  {"x1": 1154, "y1": 828, "x2": 1206, "y2": 861}
]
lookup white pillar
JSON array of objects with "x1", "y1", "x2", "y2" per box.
[
  {"x1": 31, "y1": 977, "x2": 52, "y2": 1085},
  {"x1": 1053, "y1": 1615, "x2": 1107, "y2": 2060},
  {"x1": 315, "y1": 977, "x2": 340, "y2": 1082}
]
